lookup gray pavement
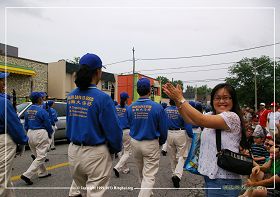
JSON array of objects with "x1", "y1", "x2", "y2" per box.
[{"x1": 11, "y1": 142, "x2": 205, "y2": 197}]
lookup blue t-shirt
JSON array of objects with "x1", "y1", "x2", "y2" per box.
[
  {"x1": 66, "y1": 84, "x2": 122, "y2": 153},
  {"x1": 0, "y1": 94, "x2": 28, "y2": 144},
  {"x1": 24, "y1": 104, "x2": 53, "y2": 137},
  {"x1": 127, "y1": 98, "x2": 168, "y2": 145},
  {"x1": 115, "y1": 105, "x2": 129, "y2": 130}
]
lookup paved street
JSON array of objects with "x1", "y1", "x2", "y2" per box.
[{"x1": 11, "y1": 141, "x2": 205, "y2": 197}]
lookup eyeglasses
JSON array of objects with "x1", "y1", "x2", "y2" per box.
[{"x1": 213, "y1": 96, "x2": 232, "y2": 102}]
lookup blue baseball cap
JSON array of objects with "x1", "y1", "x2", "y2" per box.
[
  {"x1": 120, "y1": 92, "x2": 129, "y2": 99},
  {"x1": 30, "y1": 92, "x2": 43, "y2": 102},
  {"x1": 137, "y1": 78, "x2": 150, "y2": 91},
  {"x1": 40, "y1": 92, "x2": 47, "y2": 97},
  {"x1": 79, "y1": 53, "x2": 105, "y2": 70},
  {"x1": 47, "y1": 100, "x2": 54, "y2": 106},
  {"x1": 0, "y1": 72, "x2": 9, "y2": 79}
]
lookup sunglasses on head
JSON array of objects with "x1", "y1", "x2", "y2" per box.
[{"x1": 265, "y1": 143, "x2": 274, "y2": 147}]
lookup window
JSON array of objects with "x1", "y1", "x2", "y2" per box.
[
  {"x1": 102, "y1": 81, "x2": 112, "y2": 90},
  {"x1": 52, "y1": 103, "x2": 67, "y2": 117}
]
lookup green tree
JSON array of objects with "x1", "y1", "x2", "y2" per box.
[
  {"x1": 225, "y1": 56, "x2": 279, "y2": 107},
  {"x1": 196, "y1": 85, "x2": 212, "y2": 102},
  {"x1": 67, "y1": 57, "x2": 80, "y2": 64},
  {"x1": 184, "y1": 85, "x2": 195, "y2": 99},
  {"x1": 156, "y1": 76, "x2": 170, "y2": 98},
  {"x1": 172, "y1": 80, "x2": 183, "y2": 87}
]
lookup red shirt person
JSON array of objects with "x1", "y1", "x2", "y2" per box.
[{"x1": 257, "y1": 103, "x2": 271, "y2": 128}]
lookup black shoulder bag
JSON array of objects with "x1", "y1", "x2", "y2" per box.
[{"x1": 216, "y1": 129, "x2": 253, "y2": 175}]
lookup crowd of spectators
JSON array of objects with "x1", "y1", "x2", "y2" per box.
[{"x1": 239, "y1": 102, "x2": 280, "y2": 197}]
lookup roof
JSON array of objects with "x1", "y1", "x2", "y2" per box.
[
  {"x1": 0, "y1": 61, "x2": 36, "y2": 76},
  {"x1": 66, "y1": 61, "x2": 115, "y2": 82},
  {"x1": 0, "y1": 54, "x2": 47, "y2": 65}
]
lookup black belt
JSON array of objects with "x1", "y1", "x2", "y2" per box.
[
  {"x1": 123, "y1": 128, "x2": 130, "y2": 130},
  {"x1": 72, "y1": 142, "x2": 105, "y2": 147},
  {"x1": 169, "y1": 128, "x2": 181, "y2": 130}
]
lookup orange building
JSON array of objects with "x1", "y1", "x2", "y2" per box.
[{"x1": 117, "y1": 73, "x2": 162, "y2": 105}]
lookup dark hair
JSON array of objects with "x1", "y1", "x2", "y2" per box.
[
  {"x1": 210, "y1": 83, "x2": 247, "y2": 148},
  {"x1": 275, "y1": 134, "x2": 280, "y2": 145},
  {"x1": 169, "y1": 99, "x2": 176, "y2": 106},
  {"x1": 31, "y1": 98, "x2": 39, "y2": 104},
  {"x1": 137, "y1": 87, "x2": 150, "y2": 96},
  {"x1": 74, "y1": 65, "x2": 98, "y2": 90},
  {"x1": 120, "y1": 97, "x2": 127, "y2": 108}
]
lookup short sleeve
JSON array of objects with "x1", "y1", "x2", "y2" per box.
[{"x1": 219, "y1": 111, "x2": 241, "y2": 133}]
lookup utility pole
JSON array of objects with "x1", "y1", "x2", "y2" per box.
[
  {"x1": 253, "y1": 62, "x2": 258, "y2": 112},
  {"x1": 249, "y1": 60, "x2": 258, "y2": 112},
  {"x1": 132, "y1": 47, "x2": 135, "y2": 101},
  {"x1": 195, "y1": 84, "x2": 197, "y2": 101}
]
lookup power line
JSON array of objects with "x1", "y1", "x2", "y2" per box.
[
  {"x1": 119, "y1": 61, "x2": 237, "y2": 75},
  {"x1": 103, "y1": 42, "x2": 279, "y2": 67},
  {"x1": 182, "y1": 77, "x2": 227, "y2": 83},
  {"x1": 136, "y1": 42, "x2": 280, "y2": 61},
  {"x1": 103, "y1": 59, "x2": 132, "y2": 66},
  {"x1": 143, "y1": 67, "x2": 229, "y2": 75},
  {"x1": 138, "y1": 61, "x2": 237, "y2": 72}
]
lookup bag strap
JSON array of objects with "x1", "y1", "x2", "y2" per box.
[{"x1": 216, "y1": 129, "x2": 222, "y2": 152}]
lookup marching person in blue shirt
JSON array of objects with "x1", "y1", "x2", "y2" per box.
[
  {"x1": 165, "y1": 98, "x2": 192, "y2": 188},
  {"x1": 67, "y1": 53, "x2": 122, "y2": 197},
  {"x1": 0, "y1": 72, "x2": 28, "y2": 196},
  {"x1": 47, "y1": 100, "x2": 58, "y2": 150},
  {"x1": 161, "y1": 102, "x2": 169, "y2": 156},
  {"x1": 21, "y1": 92, "x2": 53, "y2": 185},
  {"x1": 127, "y1": 78, "x2": 168, "y2": 197},
  {"x1": 113, "y1": 92, "x2": 131, "y2": 177}
]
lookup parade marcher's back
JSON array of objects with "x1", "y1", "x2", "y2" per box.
[
  {"x1": 21, "y1": 91, "x2": 53, "y2": 185},
  {"x1": 47, "y1": 100, "x2": 58, "y2": 150},
  {"x1": 165, "y1": 99, "x2": 190, "y2": 188},
  {"x1": 127, "y1": 78, "x2": 167, "y2": 197},
  {"x1": 113, "y1": 92, "x2": 131, "y2": 177},
  {"x1": 67, "y1": 53, "x2": 122, "y2": 197},
  {"x1": 0, "y1": 72, "x2": 28, "y2": 196}
]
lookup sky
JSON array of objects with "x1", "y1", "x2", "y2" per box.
[{"x1": 0, "y1": 0, "x2": 279, "y2": 88}]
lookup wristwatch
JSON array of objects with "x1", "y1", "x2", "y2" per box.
[{"x1": 178, "y1": 98, "x2": 187, "y2": 109}]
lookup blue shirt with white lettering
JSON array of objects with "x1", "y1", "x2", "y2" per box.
[
  {"x1": 127, "y1": 98, "x2": 168, "y2": 145},
  {"x1": 24, "y1": 104, "x2": 53, "y2": 137},
  {"x1": 0, "y1": 94, "x2": 28, "y2": 144},
  {"x1": 165, "y1": 106, "x2": 185, "y2": 129},
  {"x1": 115, "y1": 105, "x2": 129, "y2": 130},
  {"x1": 66, "y1": 84, "x2": 122, "y2": 153},
  {"x1": 165, "y1": 105, "x2": 194, "y2": 138}
]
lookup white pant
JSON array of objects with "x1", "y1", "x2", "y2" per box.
[
  {"x1": 69, "y1": 180, "x2": 81, "y2": 197},
  {"x1": 68, "y1": 143, "x2": 112, "y2": 197},
  {"x1": 114, "y1": 129, "x2": 131, "y2": 173},
  {"x1": 0, "y1": 134, "x2": 16, "y2": 197},
  {"x1": 23, "y1": 129, "x2": 50, "y2": 179},
  {"x1": 131, "y1": 138, "x2": 160, "y2": 197},
  {"x1": 50, "y1": 125, "x2": 56, "y2": 149},
  {"x1": 167, "y1": 130, "x2": 188, "y2": 179}
]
